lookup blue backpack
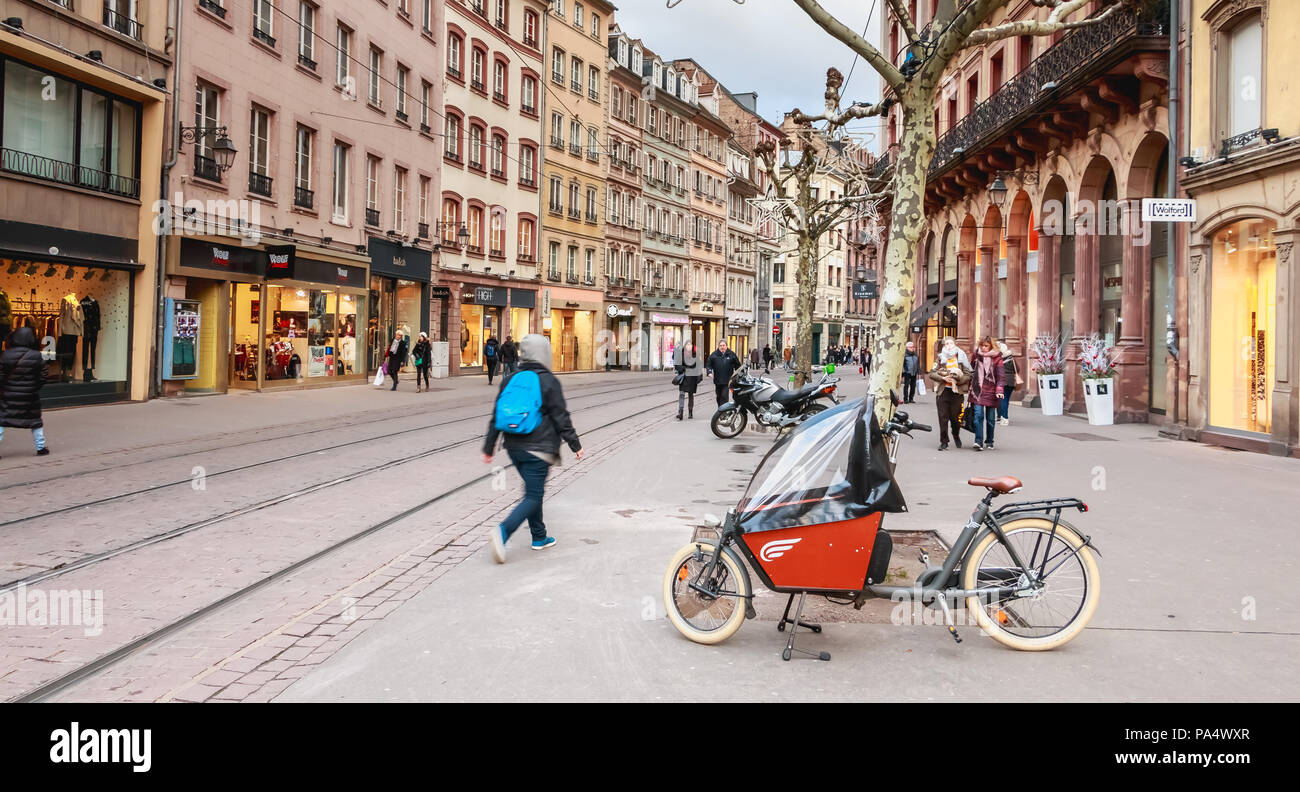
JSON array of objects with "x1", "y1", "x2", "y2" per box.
[{"x1": 494, "y1": 370, "x2": 544, "y2": 434}]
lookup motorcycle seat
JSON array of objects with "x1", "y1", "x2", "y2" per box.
[
  {"x1": 770, "y1": 383, "x2": 821, "y2": 404},
  {"x1": 967, "y1": 476, "x2": 1023, "y2": 493}
]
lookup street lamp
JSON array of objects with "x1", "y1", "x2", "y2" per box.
[
  {"x1": 180, "y1": 125, "x2": 238, "y2": 172},
  {"x1": 456, "y1": 223, "x2": 470, "y2": 249},
  {"x1": 988, "y1": 176, "x2": 1008, "y2": 209}
]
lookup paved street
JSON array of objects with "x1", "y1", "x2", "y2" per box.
[{"x1": 1, "y1": 368, "x2": 1295, "y2": 702}]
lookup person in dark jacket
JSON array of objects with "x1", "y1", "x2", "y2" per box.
[
  {"x1": 412, "y1": 332, "x2": 432, "y2": 393},
  {"x1": 499, "y1": 335, "x2": 519, "y2": 376},
  {"x1": 385, "y1": 330, "x2": 408, "y2": 392},
  {"x1": 0, "y1": 327, "x2": 50, "y2": 458},
  {"x1": 969, "y1": 336, "x2": 1006, "y2": 451},
  {"x1": 762, "y1": 344, "x2": 773, "y2": 373},
  {"x1": 484, "y1": 335, "x2": 500, "y2": 385},
  {"x1": 901, "y1": 341, "x2": 920, "y2": 403},
  {"x1": 673, "y1": 341, "x2": 704, "y2": 420},
  {"x1": 998, "y1": 340, "x2": 1018, "y2": 425},
  {"x1": 483, "y1": 334, "x2": 582, "y2": 561},
  {"x1": 705, "y1": 340, "x2": 741, "y2": 407}
]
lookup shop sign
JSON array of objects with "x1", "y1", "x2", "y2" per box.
[
  {"x1": 565, "y1": 301, "x2": 581, "y2": 308},
  {"x1": 179, "y1": 239, "x2": 265, "y2": 276},
  {"x1": 700, "y1": 302, "x2": 714, "y2": 312},
  {"x1": 606, "y1": 304, "x2": 620, "y2": 318},
  {"x1": 651, "y1": 313, "x2": 689, "y2": 325},
  {"x1": 265, "y1": 245, "x2": 296, "y2": 279},
  {"x1": 1142, "y1": 198, "x2": 1196, "y2": 223},
  {"x1": 542, "y1": 288, "x2": 552, "y2": 313},
  {"x1": 852, "y1": 282, "x2": 876, "y2": 300},
  {"x1": 294, "y1": 258, "x2": 367, "y2": 288},
  {"x1": 509, "y1": 288, "x2": 536, "y2": 309},
  {"x1": 431, "y1": 286, "x2": 452, "y2": 299},
  {"x1": 461, "y1": 286, "x2": 507, "y2": 306}
]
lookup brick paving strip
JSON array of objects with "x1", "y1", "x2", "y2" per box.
[{"x1": 93, "y1": 409, "x2": 666, "y2": 703}]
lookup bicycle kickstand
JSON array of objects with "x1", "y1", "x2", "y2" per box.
[{"x1": 781, "y1": 592, "x2": 831, "y2": 662}]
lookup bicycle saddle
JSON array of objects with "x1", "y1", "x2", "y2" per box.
[{"x1": 967, "y1": 476, "x2": 1023, "y2": 493}]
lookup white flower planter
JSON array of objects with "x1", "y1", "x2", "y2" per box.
[
  {"x1": 1083, "y1": 377, "x2": 1115, "y2": 426},
  {"x1": 1038, "y1": 374, "x2": 1064, "y2": 416}
]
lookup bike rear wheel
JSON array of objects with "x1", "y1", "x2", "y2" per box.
[
  {"x1": 710, "y1": 408, "x2": 748, "y2": 438},
  {"x1": 663, "y1": 539, "x2": 750, "y2": 645},
  {"x1": 961, "y1": 517, "x2": 1100, "y2": 651}
]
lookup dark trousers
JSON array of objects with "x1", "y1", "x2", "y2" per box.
[
  {"x1": 502, "y1": 448, "x2": 550, "y2": 542},
  {"x1": 487, "y1": 358, "x2": 500, "y2": 384},
  {"x1": 935, "y1": 388, "x2": 963, "y2": 445},
  {"x1": 388, "y1": 359, "x2": 400, "y2": 390},
  {"x1": 999, "y1": 385, "x2": 1014, "y2": 420},
  {"x1": 83, "y1": 333, "x2": 98, "y2": 369},
  {"x1": 902, "y1": 374, "x2": 917, "y2": 403},
  {"x1": 417, "y1": 364, "x2": 431, "y2": 389},
  {"x1": 714, "y1": 380, "x2": 728, "y2": 406}
]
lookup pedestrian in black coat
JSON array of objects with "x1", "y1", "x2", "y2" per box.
[
  {"x1": 705, "y1": 341, "x2": 742, "y2": 407},
  {"x1": 412, "y1": 333, "x2": 432, "y2": 392},
  {"x1": 0, "y1": 327, "x2": 50, "y2": 457},
  {"x1": 385, "y1": 330, "x2": 408, "y2": 392}
]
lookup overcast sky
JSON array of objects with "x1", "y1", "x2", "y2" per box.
[{"x1": 612, "y1": 0, "x2": 888, "y2": 145}]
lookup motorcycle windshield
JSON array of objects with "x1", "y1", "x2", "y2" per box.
[{"x1": 736, "y1": 396, "x2": 907, "y2": 532}]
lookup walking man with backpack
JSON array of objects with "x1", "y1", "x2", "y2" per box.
[
  {"x1": 484, "y1": 335, "x2": 500, "y2": 385},
  {"x1": 482, "y1": 334, "x2": 583, "y2": 562}
]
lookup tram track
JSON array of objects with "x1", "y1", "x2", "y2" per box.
[
  {"x1": 0, "y1": 380, "x2": 670, "y2": 530},
  {"x1": 0, "y1": 378, "x2": 666, "y2": 496},
  {"x1": 11, "y1": 395, "x2": 673, "y2": 703}
]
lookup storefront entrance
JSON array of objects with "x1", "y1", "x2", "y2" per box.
[
  {"x1": 367, "y1": 276, "x2": 423, "y2": 375},
  {"x1": 1209, "y1": 219, "x2": 1276, "y2": 435}
]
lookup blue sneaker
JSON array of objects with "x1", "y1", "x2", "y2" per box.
[
  {"x1": 489, "y1": 524, "x2": 507, "y2": 564},
  {"x1": 531, "y1": 536, "x2": 557, "y2": 551}
]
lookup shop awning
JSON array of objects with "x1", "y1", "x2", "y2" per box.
[{"x1": 909, "y1": 294, "x2": 956, "y2": 327}]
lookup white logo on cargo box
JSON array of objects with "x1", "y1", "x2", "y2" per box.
[{"x1": 760, "y1": 538, "x2": 802, "y2": 562}]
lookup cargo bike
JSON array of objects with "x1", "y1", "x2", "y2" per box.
[{"x1": 663, "y1": 394, "x2": 1101, "y2": 660}]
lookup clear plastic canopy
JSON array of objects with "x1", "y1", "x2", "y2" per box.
[{"x1": 736, "y1": 396, "x2": 907, "y2": 533}]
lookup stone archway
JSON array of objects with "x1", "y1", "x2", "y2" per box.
[
  {"x1": 1004, "y1": 189, "x2": 1034, "y2": 393},
  {"x1": 1065, "y1": 154, "x2": 1119, "y2": 410},
  {"x1": 978, "y1": 203, "x2": 1003, "y2": 343}
]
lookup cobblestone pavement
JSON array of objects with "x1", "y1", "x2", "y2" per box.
[
  {"x1": 8, "y1": 370, "x2": 1299, "y2": 702},
  {"x1": 0, "y1": 372, "x2": 674, "y2": 701}
]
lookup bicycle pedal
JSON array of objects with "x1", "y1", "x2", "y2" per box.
[
  {"x1": 918, "y1": 548, "x2": 930, "y2": 566},
  {"x1": 947, "y1": 625, "x2": 962, "y2": 644}
]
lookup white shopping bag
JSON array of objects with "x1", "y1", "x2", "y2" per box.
[
  {"x1": 917, "y1": 378, "x2": 927, "y2": 397},
  {"x1": 373, "y1": 368, "x2": 386, "y2": 387}
]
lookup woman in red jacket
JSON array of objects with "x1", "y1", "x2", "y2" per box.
[{"x1": 968, "y1": 336, "x2": 1005, "y2": 451}]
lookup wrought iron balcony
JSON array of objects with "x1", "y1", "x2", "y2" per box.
[
  {"x1": 103, "y1": 7, "x2": 143, "y2": 40},
  {"x1": 587, "y1": 150, "x2": 599, "y2": 163},
  {"x1": 193, "y1": 154, "x2": 221, "y2": 182},
  {"x1": 493, "y1": 91, "x2": 507, "y2": 103},
  {"x1": 2, "y1": 146, "x2": 140, "y2": 198},
  {"x1": 298, "y1": 53, "x2": 317, "y2": 71},
  {"x1": 569, "y1": 143, "x2": 582, "y2": 157},
  {"x1": 253, "y1": 27, "x2": 276, "y2": 47},
  {"x1": 294, "y1": 185, "x2": 314, "y2": 209},
  {"x1": 471, "y1": 79, "x2": 486, "y2": 93},
  {"x1": 418, "y1": 222, "x2": 429, "y2": 239},
  {"x1": 520, "y1": 176, "x2": 536, "y2": 188},
  {"x1": 522, "y1": 103, "x2": 537, "y2": 115},
  {"x1": 550, "y1": 136, "x2": 564, "y2": 149},
  {"x1": 929, "y1": 0, "x2": 1169, "y2": 179},
  {"x1": 248, "y1": 170, "x2": 273, "y2": 197},
  {"x1": 198, "y1": 0, "x2": 226, "y2": 19},
  {"x1": 366, "y1": 208, "x2": 380, "y2": 226},
  {"x1": 448, "y1": 65, "x2": 463, "y2": 81},
  {"x1": 566, "y1": 274, "x2": 579, "y2": 284}
]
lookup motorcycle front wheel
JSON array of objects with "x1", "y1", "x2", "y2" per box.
[
  {"x1": 663, "y1": 539, "x2": 751, "y2": 645},
  {"x1": 710, "y1": 407, "x2": 748, "y2": 438},
  {"x1": 961, "y1": 517, "x2": 1100, "y2": 651}
]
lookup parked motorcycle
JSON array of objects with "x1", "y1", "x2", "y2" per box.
[
  {"x1": 665, "y1": 392, "x2": 1101, "y2": 659},
  {"x1": 710, "y1": 365, "x2": 840, "y2": 439}
]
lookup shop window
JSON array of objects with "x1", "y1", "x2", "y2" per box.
[{"x1": 1209, "y1": 220, "x2": 1276, "y2": 434}]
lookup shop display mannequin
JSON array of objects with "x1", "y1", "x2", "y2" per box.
[
  {"x1": 57, "y1": 293, "x2": 83, "y2": 381},
  {"x1": 0, "y1": 287, "x2": 11, "y2": 341},
  {"x1": 80, "y1": 294, "x2": 100, "y2": 381}
]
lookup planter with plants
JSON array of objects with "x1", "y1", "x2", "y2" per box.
[
  {"x1": 1080, "y1": 334, "x2": 1118, "y2": 425},
  {"x1": 1030, "y1": 334, "x2": 1065, "y2": 416}
]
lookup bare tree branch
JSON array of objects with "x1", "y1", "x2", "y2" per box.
[
  {"x1": 886, "y1": 0, "x2": 921, "y2": 48},
  {"x1": 965, "y1": 0, "x2": 1130, "y2": 46},
  {"x1": 791, "y1": 0, "x2": 906, "y2": 91}
]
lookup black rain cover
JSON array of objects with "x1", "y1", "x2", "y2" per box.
[{"x1": 736, "y1": 396, "x2": 907, "y2": 533}]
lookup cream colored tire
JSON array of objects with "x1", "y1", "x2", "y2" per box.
[
  {"x1": 663, "y1": 539, "x2": 750, "y2": 645},
  {"x1": 962, "y1": 517, "x2": 1100, "y2": 651}
]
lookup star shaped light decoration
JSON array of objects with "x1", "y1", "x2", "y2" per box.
[{"x1": 747, "y1": 193, "x2": 797, "y2": 236}]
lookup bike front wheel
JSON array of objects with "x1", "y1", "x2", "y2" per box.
[
  {"x1": 710, "y1": 408, "x2": 748, "y2": 438},
  {"x1": 961, "y1": 517, "x2": 1100, "y2": 651},
  {"x1": 663, "y1": 539, "x2": 751, "y2": 645}
]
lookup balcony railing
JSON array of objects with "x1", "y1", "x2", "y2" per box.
[
  {"x1": 566, "y1": 273, "x2": 579, "y2": 284},
  {"x1": 198, "y1": 0, "x2": 226, "y2": 19},
  {"x1": 929, "y1": 0, "x2": 1169, "y2": 178},
  {"x1": 193, "y1": 154, "x2": 221, "y2": 182},
  {"x1": 448, "y1": 65, "x2": 463, "y2": 80},
  {"x1": 493, "y1": 91, "x2": 507, "y2": 103},
  {"x1": 366, "y1": 208, "x2": 380, "y2": 226},
  {"x1": 298, "y1": 53, "x2": 317, "y2": 71},
  {"x1": 549, "y1": 136, "x2": 564, "y2": 149},
  {"x1": 567, "y1": 208, "x2": 581, "y2": 220},
  {"x1": 588, "y1": 89, "x2": 599, "y2": 102},
  {"x1": 294, "y1": 185, "x2": 314, "y2": 209},
  {"x1": 396, "y1": 109, "x2": 408, "y2": 123},
  {"x1": 522, "y1": 103, "x2": 537, "y2": 115},
  {"x1": 584, "y1": 212, "x2": 597, "y2": 223},
  {"x1": 569, "y1": 143, "x2": 582, "y2": 156},
  {"x1": 570, "y1": 80, "x2": 582, "y2": 93},
  {"x1": 2, "y1": 147, "x2": 140, "y2": 198},
  {"x1": 252, "y1": 26, "x2": 276, "y2": 47},
  {"x1": 520, "y1": 176, "x2": 536, "y2": 188},
  {"x1": 103, "y1": 7, "x2": 142, "y2": 40},
  {"x1": 248, "y1": 170, "x2": 273, "y2": 197},
  {"x1": 548, "y1": 268, "x2": 561, "y2": 281},
  {"x1": 587, "y1": 150, "x2": 599, "y2": 163},
  {"x1": 417, "y1": 222, "x2": 429, "y2": 238}
]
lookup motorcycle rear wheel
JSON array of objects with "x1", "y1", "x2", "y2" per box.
[
  {"x1": 663, "y1": 539, "x2": 751, "y2": 645},
  {"x1": 710, "y1": 408, "x2": 748, "y2": 439},
  {"x1": 776, "y1": 401, "x2": 828, "y2": 438},
  {"x1": 961, "y1": 517, "x2": 1100, "y2": 651}
]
